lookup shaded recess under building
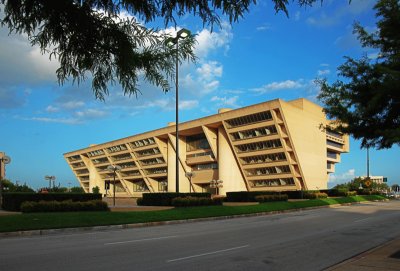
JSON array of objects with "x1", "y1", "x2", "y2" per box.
[{"x1": 64, "y1": 98, "x2": 349, "y2": 197}]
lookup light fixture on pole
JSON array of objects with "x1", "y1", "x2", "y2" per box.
[
  {"x1": 107, "y1": 165, "x2": 121, "y2": 206},
  {"x1": 165, "y1": 28, "x2": 191, "y2": 193},
  {"x1": 0, "y1": 155, "x2": 11, "y2": 209},
  {"x1": 44, "y1": 175, "x2": 56, "y2": 190}
]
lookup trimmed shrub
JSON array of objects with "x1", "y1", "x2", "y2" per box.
[
  {"x1": 255, "y1": 194, "x2": 288, "y2": 202},
  {"x1": 304, "y1": 192, "x2": 328, "y2": 199},
  {"x1": 226, "y1": 191, "x2": 281, "y2": 202},
  {"x1": 171, "y1": 197, "x2": 223, "y2": 207},
  {"x1": 20, "y1": 200, "x2": 109, "y2": 213},
  {"x1": 345, "y1": 191, "x2": 357, "y2": 197},
  {"x1": 137, "y1": 193, "x2": 211, "y2": 206},
  {"x1": 2, "y1": 193, "x2": 102, "y2": 211},
  {"x1": 357, "y1": 189, "x2": 382, "y2": 195}
]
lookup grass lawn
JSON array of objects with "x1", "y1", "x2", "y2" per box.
[{"x1": 0, "y1": 195, "x2": 386, "y2": 233}]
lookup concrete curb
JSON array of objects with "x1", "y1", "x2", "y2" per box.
[{"x1": 0, "y1": 199, "x2": 388, "y2": 238}]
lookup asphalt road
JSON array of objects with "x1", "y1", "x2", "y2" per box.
[{"x1": 1, "y1": 201, "x2": 400, "y2": 271}]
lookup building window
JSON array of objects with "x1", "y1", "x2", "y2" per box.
[
  {"x1": 131, "y1": 138, "x2": 156, "y2": 148},
  {"x1": 246, "y1": 165, "x2": 291, "y2": 176},
  {"x1": 186, "y1": 134, "x2": 211, "y2": 152},
  {"x1": 133, "y1": 181, "x2": 148, "y2": 192},
  {"x1": 230, "y1": 125, "x2": 278, "y2": 141},
  {"x1": 136, "y1": 148, "x2": 161, "y2": 157},
  {"x1": 251, "y1": 178, "x2": 295, "y2": 187},
  {"x1": 326, "y1": 140, "x2": 343, "y2": 149},
  {"x1": 236, "y1": 139, "x2": 282, "y2": 153},
  {"x1": 140, "y1": 157, "x2": 165, "y2": 166},
  {"x1": 225, "y1": 111, "x2": 272, "y2": 128},
  {"x1": 241, "y1": 153, "x2": 286, "y2": 164},
  {"x1": 193, "y1": 163, "x2": 218, "y2": 171},
  {"x1": 106, "y1": 144, "x2": 128, "y2": 153}
]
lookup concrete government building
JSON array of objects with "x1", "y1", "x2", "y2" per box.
[{"x1": 64, "y1": 98, "x2": 349, "y2": 197}]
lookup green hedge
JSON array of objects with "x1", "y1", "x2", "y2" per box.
[
  {"x1": 304, "y1": 192, "x2": 328, "y2": 199},
  {"x1": 20, "y1": 200, "x2": 109, "y2": 213},
  {"x1": 2, "y1": 193, "x2": 102, "y2": 211},
  {"x1": 137, "y1": 193, "x2": 212, "y2": 206},
  {"x1": 226, "y1": 191, "x2": 290, "y2": 202},
  {"x1": 171, "y1": 197, "x2": 223, "y2": 207},
  {"x1": 255, "y1": 194, "x2": 288, "y2": 202}
]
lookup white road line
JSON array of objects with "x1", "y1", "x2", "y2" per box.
[
  {"x1": 354, "y1": 218, "x2": 371, "y2": 223},
  {"x1": 104, "y1": 235, "x2": 178, "y2": 245},
  {"x1": 166, "y1": 245, "x2": 250, "y2": 263}
]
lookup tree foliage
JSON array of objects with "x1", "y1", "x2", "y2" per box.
[
  {"x1": 1, "y1": 0, "x2": 320, "y2": 99},
  {"x1": 318, "y1": 0, "x2": 400, "y2": 149},
  {"x1": 0, "y1": 179, "x2": 35, "y2": 192},
  {"x1": 334, "y1": 177, "x2": 389, "y2": 191}
]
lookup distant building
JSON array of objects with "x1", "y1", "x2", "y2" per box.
[
  {"x1": 360, "y1": 176, "x2": 385, "y2": 185},
  {"x1": 64, "y1": 98, "x2": 349, "y2": 197}
]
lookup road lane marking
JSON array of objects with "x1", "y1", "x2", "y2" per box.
[
  {"x1": 166, "y1": 245, "x2": 250, "y2": 263},
  {"x1": 354, "y1": 218, "x2": 372, "y2": 223},
  {"x1": 104, "y1": 235, "x2": 178, "y2": 245}
]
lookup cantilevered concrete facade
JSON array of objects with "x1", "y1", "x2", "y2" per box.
[{"x1": 64, "y1": 98, "x2": 349, "y2": 197}]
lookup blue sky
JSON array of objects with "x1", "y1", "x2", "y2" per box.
[{"x1": 1, "y1": 0, "x2": 399, "y2": 189}]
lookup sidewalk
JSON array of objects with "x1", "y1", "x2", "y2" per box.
[{"x1": 326, "y1": 237, "x2": 400, "y2": 271}]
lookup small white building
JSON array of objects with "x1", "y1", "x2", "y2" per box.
[{"x1": 360, "y1": 176, "x2": 385, "y2": 184}]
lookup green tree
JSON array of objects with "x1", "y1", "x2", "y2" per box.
[
  {"x1": 1, "y1": 0, "x2": 321, "y2": 99},
  {"x1": 318, "y1": 0, "x2": 400, "y2": 149},
  {"x1": 92, "y1": 186, "x2": 100, "y2": 194},
  {"x1": 70, "y1": 186, "x2": 85, "y2": 193}
]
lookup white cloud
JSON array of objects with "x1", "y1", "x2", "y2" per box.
[
  {"x1": 46, "y1": 105, "x2": 59, "y2": 113},
  {"x1": 256, "y1": 24, "x2": 271, "y2": 31},
  {"x1": 317, "y1": 69, "x2": 331, "y2": 76},
  {"x1": 210, "y1": 95, "x2": 239, "y2": 107},
  {"x1": 74, "y1": 109, "x2": 108, "y2": 119},
  {"x1": 60, "y1": 101, "x2": 86, "y2": 110},
  {"x1": 179, "y1": 100, "x2": 199, "y2": 110},
  {"x1": 196, "y1": 61, "x2": 223, "y2": 81},
  {"x1": 195, "y1": 21, "x2": 233, "y2": 58},
  {"x1": 0, "y1": 27, "x2": 59, "y2": 87},
  {"x1": 252, "y1": 80, "x2": 304, "y2": 94},
  {"x1": 329, "y1": 169, "x2": 356, "y2": 185},
  {"x1": 17, "y1": 116, "x2": 82, "y2": 125}
]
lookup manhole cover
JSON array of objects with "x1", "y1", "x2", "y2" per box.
[{"x1": 390, "y1": 250, "x2": 400, "y2": 259}]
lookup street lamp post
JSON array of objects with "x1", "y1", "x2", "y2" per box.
[
  {"x1": 0, "y1": 155, "x2": 11, "y2": 209},
  {"x1": 166, "y1": 28, "x2": 191, "y2": 193},
  {"x1": 107, "y1": 165, "x2": 121, "y2": 206},
  {"x1": 44, "y1": 175, "x2": 56, "y2": 190}
]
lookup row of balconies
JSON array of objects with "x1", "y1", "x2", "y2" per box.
[
  {"x1": 250, "y1": 177, "x2": 296, "y2": 187},
  {"x1": 225, "y1": 111, "x2": 273, "y2": 128}
]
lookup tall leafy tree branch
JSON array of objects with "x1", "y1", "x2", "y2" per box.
[
  {"x1": 0, "y1": 0, "x2": 320, "y2": 99},
  {"x1": 318, "y1": 0, "x2": 400, "y2": 149}
]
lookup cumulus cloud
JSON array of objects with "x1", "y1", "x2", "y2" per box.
[
  {"x1": 252, "y1": 80, "x2": 305, "y2": 94},
  {"x1": 179, "y1": 100, "x2": 199, "y2": 110},
  {"x1": 196, "y1": 61, "x2": 223, "y2": 81},
  {"x1": 329, "y1": 169, "x2": 356, "y2": 185},
  {"x1": 317, "y1": 69, "x2": 331, "y2": 76},
  {"x1": 195, "y1": 21, "x2": 233, "y2": 58},
  {"x1": 0, "y1": 26, "x2": 59, "y2": 87},
  {"x1": 210, "y1": 95, "x2": 239, "y2": 107}
]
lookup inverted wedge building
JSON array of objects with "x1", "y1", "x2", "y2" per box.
[{"x1": 64, "y1": 98, "x2": 349, "y2": 197}]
